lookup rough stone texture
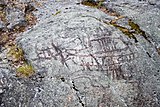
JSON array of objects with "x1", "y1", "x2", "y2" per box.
[
  {"x1": 106, "y1": 0, "x2": 160, "y2": 44},
  {"x1": 0, "y1": 0, "x2": 160, "y2": 107}
]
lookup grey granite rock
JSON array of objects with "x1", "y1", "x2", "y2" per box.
[
  {"x1": 105, "y1": 0, "x2": 160, "y2": 44},
  {"x1": 1, "y1": 0, "x2": 160, "y2": 107},
  {"x1": 6, "y1": 7, "x2": 25, "y2": 29},
  {"x1": 0, "y1": 20, "x2": 4, "y2": 28}
]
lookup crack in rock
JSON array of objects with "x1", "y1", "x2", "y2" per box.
[{"x1": 71, "y1": 80, "x2": 85, "y2": 107}]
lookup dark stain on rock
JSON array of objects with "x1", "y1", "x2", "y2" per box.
[
  {"x1": 71, "y1": 80, "x2": 85, "y2": 106},
  {"x1": 81, "y1": 0, "x2": 98, "y2": 7},
  {"x1": 0, "y1": 93, "x2": 4, "y2": 106},
  {"x1": 24, "y1": 3, "x2": 36, "y2": 14},
  {"x1": 128, "y1": 19, "x2": 151, "y2": 43},
  {"x1": 0, "y1": 4, "x2": 6, "y2": 11},
  {"x1": 157, "y1": 47, "x2": 160, "y2": 55},
  {"x1": 72, "y1": 81, "x2": 79, "y2": 91},
  {"x1": 110, "y1": 23, "x2": 138, "y2": 43},
  {"x1": 76, "y1": 3, "x2": 81, "y2": 5},
  {"x1": 146, "y1": 52, "x2": 151, "y2": 58},
  {"x1": 60, "y1": 77, "x2": 65, "y2": 82}
]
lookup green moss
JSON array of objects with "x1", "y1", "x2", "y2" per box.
[
  {"x1": 82, "y1": 0, "x2": 107, "y2": 9},
  {"x1": 16, "y1": 63, "x2": 35, "y2": 77},
  {"x1": 82, "y1": 0, "x2": 105, "y2": 5},
  {"x1": 128, "y1": 19, "x2": 140, "y2": 31},
  {"x1": 111, "y1": 23, "x2": 138, "y2": 42},
  {"x1": 0, "y1": 3, "x2": 36, "y2": 78},
  {"x1": 128, "y1": 19, "x2": 151, "y2": 43},
  {"x1": 81, "y1": 0, "x2": 138, "y2": 42},
  {"x1": 81, "y1": 0, "x2": 99, "y2": 7},
  {"x1": 7, "y1": 45, "x2": 35, "y2": 77},
  {"x1": 7, "y1": 45, "x2": 24, "y2": 62},
  {"x1": 81, "y1": 1, "x2": 151, "y2": 44},
  {"x1": 53, "y1": 10, "x2": 61, "y2": 16}
]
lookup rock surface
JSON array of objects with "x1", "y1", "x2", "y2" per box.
[{"x1": 0, "y1": 0, "x2": 160, "y2": 107}]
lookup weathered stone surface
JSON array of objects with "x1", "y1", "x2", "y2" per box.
[
  {"x1": 0, "y1": 0, "x2": 160, "y2": 107},
  {"x1": 106, "y1": 0, "x2": 160, "y2": 43}
]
